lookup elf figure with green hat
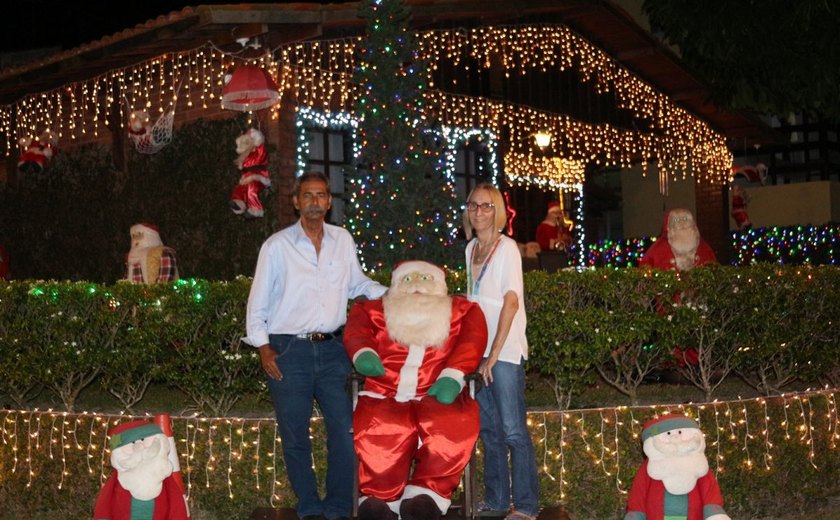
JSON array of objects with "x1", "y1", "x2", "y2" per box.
[
  {"x1": 624, "y1": 414, "x2": 731, "y2": 520},
  {"x1": 93, "y1": 420, "x2": 189, "y2": 520}
]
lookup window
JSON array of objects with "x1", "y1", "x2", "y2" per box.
[
  {"x1": 304, "y1": 127, "x2": 352, "y2": 224},
  {"x1": 452, "y1": 138, "x2": 493, "y2": 201}
]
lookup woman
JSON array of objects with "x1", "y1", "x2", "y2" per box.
[{"x1": 464, "y1": 183, "x2": 539, "y2": 520}]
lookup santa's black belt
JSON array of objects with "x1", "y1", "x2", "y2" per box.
[{"x1": 292, "y1": 327, "x2": 344, "y2": 342}]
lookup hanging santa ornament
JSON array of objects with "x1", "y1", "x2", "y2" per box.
[
  {"x1": 18, "y1": 129, "x2": 58, "y2": 174},
  {"x1": 221, "y1": 65, "x2": 280, "y2": 111}
]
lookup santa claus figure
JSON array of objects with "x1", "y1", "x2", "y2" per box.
[
  {"x1": 730, "y1": 185, "x2": 751, "y2": 230},
  {"x1": 535, "y1": 201, "x2": 573, "y2": 252},
  {"x1": 624, "y1": 414, "x2": 731, "y2": 520},
  {"x1": 344, "y1": 261, "x2": 487, "y2": 520},
  {"x1": 128, "y1": 110, "x2": 152, "y2": 140},
  {"x1": 125, "y1": 223, "x2": 179, "y2": 284},
  {"x1": 93, "y1": 420, "x2": 189, "y2": 520},
  {"x1": 639, "y1": 208, "x2": 717, "y2": 272},
  {"x1": 17, "y1": 129, "x2": 57, "y2": 174},
  {"x1": 230, "y1": 128, "x2": 271, "y2": 219}
]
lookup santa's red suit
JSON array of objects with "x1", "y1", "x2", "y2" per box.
[
  {"x1": 638, "y1": 209, "x2": 717, "y2": 271},
  {"x1": 93, "y1": 473, "x2": 188, "y2": 520},
  {"x1": 624, "y1": 459, "x2": 726, "y2": 520},
  {"x1": 230, "y1": 129, "x2": 271, "y2": 219},
  {"x1": 344, "y1": 295, "x2": 486, "y2": 514}
]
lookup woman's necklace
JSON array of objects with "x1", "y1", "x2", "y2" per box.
[{"x1": 468, "y1": 234, "x2": 503, "y2": 296}]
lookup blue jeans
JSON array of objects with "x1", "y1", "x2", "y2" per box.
[
  {"x1": 477, "y1": 359, "x2": 539, "y2": 516},
  {"x1": 267, "y1": 334, "x2": 354, "y2": 520}
]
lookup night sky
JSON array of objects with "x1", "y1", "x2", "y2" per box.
[{"x1": 4, "y1": 0, "x2": 329, "y2": 53}]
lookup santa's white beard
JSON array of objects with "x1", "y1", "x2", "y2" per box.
[
  {"x1": 113, "y1": 437, "x2": 173, "y2": 500},
  {"x1": 383, "y1": 293, "x2": 453, "y2": 348},
  {"x1": 645, "y1": 436, "x2": 709, "y2": 495},
  {"x1": 669, "y1": 227, "x2": 700, "y2": 271}
]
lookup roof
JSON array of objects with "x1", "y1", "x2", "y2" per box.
[{"x1": 0, "y1": 0, "x2": 780, "y2": 148}]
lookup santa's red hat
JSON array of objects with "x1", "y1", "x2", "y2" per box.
[
  {"x1": 547, "y1": 201, "x2": 562, "y2": 213},
  {"x1": 641, "y1": 414, "x2": 699, "y2": 442},
  {"x1": 108, "y1": 420, "x2": 164, "y2": 450}
]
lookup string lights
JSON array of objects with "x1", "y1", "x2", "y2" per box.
[
  {"x1": 4, "y1": 23, "x2": 730, "y2": 194},
  {"x1": 3, "y1": 390, "x2": 839, "y2": 511}
]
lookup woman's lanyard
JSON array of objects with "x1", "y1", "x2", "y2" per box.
[{"x1": 467, "y1": 236, "x2": 502, "y2": 297}]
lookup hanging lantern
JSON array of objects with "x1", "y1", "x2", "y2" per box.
[{"x1": 221, "y1": 65, "x2": 280, "y2": 111}]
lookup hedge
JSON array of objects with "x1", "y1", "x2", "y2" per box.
[{"x1": 2, "y1": 264, "x2": 840, "y2": 518}]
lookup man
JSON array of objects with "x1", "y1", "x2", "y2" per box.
[
  {"x1": 344, "y1": 261, "x2": 486, "y2": 520},
  {"x1": 245, "y1": 171, "x2": 387, "y2": 520},
  {"x1": 535, "y1": 201, "x2": 573, "y2": 252},
  {"x1": 125, "y1": 223, "x2": 178, "y2": 284},
  {"x1": 93, "y1": 420, "x2": 189, "y2": 520},
  {"x1": 639, "y1": 208, "x2": 717, "y2": 272}
]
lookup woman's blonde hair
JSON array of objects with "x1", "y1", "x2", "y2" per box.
[{"x1": 463, "y1": 182, "x2": 507, "y2": 240}]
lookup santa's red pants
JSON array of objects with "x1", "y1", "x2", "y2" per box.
[
  {"x1": 231, "y1": 180, "x2": 267, "y2": 217},
  {"x1": 354, "y1": 392, "x2": 479, "y2": 511}
]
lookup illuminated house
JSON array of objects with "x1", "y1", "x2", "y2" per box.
[{"x1": 0, "y1": 1, "x2": 777, "y2": 265}]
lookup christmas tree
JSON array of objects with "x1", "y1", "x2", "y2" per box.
[{"x1": 345, "y1": 0, "x2": 461, "y2": 271}]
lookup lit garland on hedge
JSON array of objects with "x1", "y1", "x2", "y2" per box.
[
  {"x1": 583, "y1": 237, "x2": 655, "y2": 269},
  {"x1": 2, "y1": 389, "x2": 839, "y2": 509},
  {"x1": 3, "y1": 23, "x2": 730, "y2": 193},
  {"x1": 732, "y1": 224, "x2": 840, "y2": 266}
]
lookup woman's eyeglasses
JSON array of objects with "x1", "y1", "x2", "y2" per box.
[{"x1": 466, "y1": 202, "x2": 495, "y2": 212}]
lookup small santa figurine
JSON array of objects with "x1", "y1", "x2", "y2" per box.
[
  {"x1": 125, "y1": 223, "x2": 178, "y2": 284},
  {"x1": 93, "y1": 420, "x2": 189, "y2": 520},
  {"x1": 344, "y1": 260, "x2": 487, "y2": 520},
  {"x1": 624, "y1": 414, "x2": 731, "y2": 520},
  {"x1": 535, "y1": 201, "x2": 573, "y2": 252},
  {"x1": 230, "y1": 128, "x2": 271, "y2": 219},
  {"x1": 730, "y1": 185, "x2": 751, "y2": 230},
  {"x1": 17, "y1": 129, "x2": 58, "y2": 174},
  {"x1": 639, "y1": 208, "x2": 717, "y2": 272}
]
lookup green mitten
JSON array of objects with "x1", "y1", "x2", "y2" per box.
[
  {"x1": 354, "y1": 350, "x2": 385, "y2": 377},
  {"x1": 428, "y1": 376, "x2": 461, "y2": 404}
]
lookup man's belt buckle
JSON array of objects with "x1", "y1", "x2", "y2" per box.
[{"x1": 309, "y1": 332, "x2": 329, "y2": 342}]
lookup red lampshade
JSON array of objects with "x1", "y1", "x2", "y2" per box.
[{"x1": 221, "y1": 65, "x2": 280, "y2": 111}]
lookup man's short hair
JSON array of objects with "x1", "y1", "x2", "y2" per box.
[{"x1": 294, "y1": 171, "x2": 330, "y2": 195}]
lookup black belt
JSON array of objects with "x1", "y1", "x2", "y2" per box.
[{"x1": 294, "y1": 327, "x2": 344, "y2": 343}]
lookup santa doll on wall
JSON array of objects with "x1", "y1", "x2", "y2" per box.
[
  {"x1": 344, "y1": 260, "x2": 487, "y2": 520},
  {"x1": 125, "y1": 223, "x2": 179, "y2": 284},
  {"x1": 730, "y1": 184, "x2": 751, "y2": 230},
  {"x1": 639, "y1": 208, "x2": 717, "y2": 272},
  {"x1": 229, "y1": 128, "x2": 271, "y2": 219},
  {"x1": 624, "y1": 414, "x2": 731, "y2": 520},
  {"x1": 93, "y1": 420, "x2": 189, "y2": 520},
  {"x1": 17, "y1": 129, "x2": 58, "y2": 174}
]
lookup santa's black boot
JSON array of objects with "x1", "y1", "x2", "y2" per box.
[
  {"x1": 399, "y1": 494, "x2": 441, "y2": 520},
  {"x1": 358, "y1": 497, "x2": 397, "y2": 520}
]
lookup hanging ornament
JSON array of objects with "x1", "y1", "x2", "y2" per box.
[
  {"x1": 221, "y1": 65, "x2": 280, "y2": 111},
  {"x1": 17, "y1": 129, "x2": 58, "y2": 174},
  {"x1": 230, "y1": 128, "x2": 271, "y2": 219}
]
